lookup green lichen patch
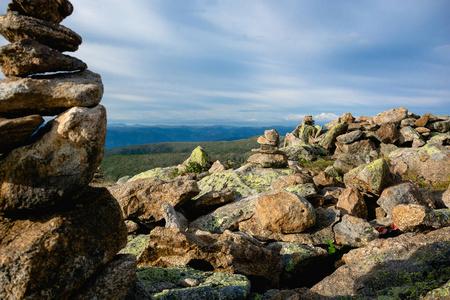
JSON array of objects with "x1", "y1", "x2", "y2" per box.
[
  {"x1": 285, "y1": 183, "x2": 317, "y2": 198},
  {"x1": 137, "y1": 265, "x2": 250, "y2": 300},
  {"x1": 129, "y1": 167, "x2": 175, "y2": 181},
  {"x1": 120, "y1": 234, "x2": 149, "y2": 257}
]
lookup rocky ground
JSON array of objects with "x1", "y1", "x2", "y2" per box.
[{"x1": 109, "y1": 108, "x2": 450, "y2": 299}]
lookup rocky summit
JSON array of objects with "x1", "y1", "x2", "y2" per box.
[
  {"x1": 118, "y1": 109, "x2": 449, "y2": 299},
  {"x1": 0, "y1": 1, "x2": 134, "y2": 299}
]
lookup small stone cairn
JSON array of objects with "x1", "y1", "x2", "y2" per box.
[
  {"x1": 247, "y1": 129, "x2": 288, "y2": 168},
  {"x1": 0, "y1": 1, "x2": 134, "y2": 299}
]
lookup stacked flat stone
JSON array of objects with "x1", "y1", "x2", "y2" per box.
[
  {"x1": 247, "y1": 129, "x2": 288, "y2": 168},
  {"x1": 0, "y1": 1, "x2": 134, "y2": 299}
]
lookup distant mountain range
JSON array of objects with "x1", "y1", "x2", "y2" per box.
[{"x1": 105, "y1": 125, "x2": 294, "y2": 149}]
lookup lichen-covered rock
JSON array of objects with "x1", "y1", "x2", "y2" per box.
[
  {"x1": 373, "y1": 107, "x2": 408, "y2": 125},
  {"x1": 336, "y1": 187, "x2": 368, "y2": 219},
  {"x1": 255, "y1": 189, "x2": 315, "y2": 234},
  {"x1": 121, "y1": 234, "x2": 149, "y2": 258},
  {"x1": 107, "y1": 177, "x2": 199, "y2": 223},
  {"x1": 333, "y1": 215, "x2": 379, "y2": 247},
  {"x1": 306, "y1": 227, "x2": 450, "y2": 299},
  {"x1": 313, "y1": 171, "x2": 343, "y2": 189},
  {"x1": 0, "y1": 39, "x2": 86, "y2": 77},
  {"x1": 8, "y1": 0, "x2": 74, "y2": 24},
  {"x1": 0, "y1": 187, "x2": 127, "y2": 300},
  {"x1": 209, "y1": 160, "x2": 226, "y2": 173},
  {"x1": 128, "y1": 167, "x2": 175, "y2": 182},
  {"x1": 0, "y1": 12, "x2": 82, "y2": 52},
  {"x1": 428, "y1": 120, "x2": 450, "y2": 133},
  {"x1": 71, "y1": 254, "x2": 137, "y2": 300},
  {"x1": 0, "y1": 105, "x2": 106, "y2": 211},
  {"x1": 399, "y1": 126, "x2": 422, "y2": 145},
  {"x1": 184, "y1": 189, "x2": 235, "y2": 219},
  {"x1": 377, "y1": 181, "x2": 435, "y2": 219},
  {"x1": 334, "y1": 139, "x2": 377, "y2": 157},
  {"x1": 0, "y1": 114, "x2": 44, "y2": 153},
  {"x1": 282, "y1": 142, "x2": 327, "y2": 161},
  {"x1": 136, "y1": 265, "x2": 251, "y2": 300},
  {"x1": 333, "y1": 153, "x2": 372, "y2": 174},
  {"x1": 180, "y1": 146, "x2": 211, "y2": 172},
  {"x1": 392, "y1": 204, "x2": 450, "y2": 232},
  {"x1": 137, "y1": 228, "x2": 282, "y2": 288},
  {"x1": 196, "y1": 167, "x2": 293, "y2": 199},
  {"x1": 319, "y1": 123, "x2": 348, "y2": 150},
  {"x1": 0, "y1": 70, "x2": 103, "y2": 118},
  {"x1": 389, "y1": 144, "x2": 450, "y2": 186},
  {"x1": 343, "y1": 158, "x2": 393, "y2": 195}
]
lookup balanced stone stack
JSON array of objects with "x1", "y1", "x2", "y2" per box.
[
  {"x1": 0, "y1": 1, "x2": 134, "y2": 299},
  {"x1": 247, "y1": 129, "x2": 288, "y2": 168}
]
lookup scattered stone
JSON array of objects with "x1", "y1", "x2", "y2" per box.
[
  {"x1": 336, "y1": 130, "x2": 363, "y2": 144},
  {"x1": 334, "y1": 139, "x2": 377, "y2": 157},
  {"x1": 255, "y1": 189, "x2": 315, "y2": 234},
  {"x1": 398, "y1": 126, "x2": 422, "y2": 145},
  {"x1": 0, "y1": 105, "x2": 106, "y2": 211},
  {"x1": 0, "y1": 12, "x2": 82, "y2": 52},
  {"x1": 343, "y1": 158, "x2": 393, "y2": 195},
  {"x1": 336, "y1": 187, "x2": 368, "y2": 219},
  {"x1": 162, "y1": 203, "x2": 184, "y2": 231},
  {"x1": 107, "y1": 177, "x2": 199, "y2": 223},
  {"x1": 8, "y1": 0, "x2": 74, "y2": 24},
  {"x1": 333, "y1": 154, "x2": 371, "y2": 174},
  {"x1": 0, "y1": 39, "x2": 87, "y2": 77},
  {"x1": 400, "y1": 117, "x2": 416, "y2": 127},
  {"x1": 209, "y1": 160, "x2": 226, "y2": 173},
  {"x1": 375, "y1": 123, "x2": 399, "y2": 144},
  {"x1": 247, "y1": 153, "x2": 288, "y2": 168},
  {"x1": 392, "y1": 204, "x2": 450, "y2": 232},
  {"x1": 0, "y1": 187, "x2": 127, "y2": 300},
  {"x1": 313, "y1": 171, "x2": 343, "y2": 189},
  {"x1": 428, "y1": 120, "x2": 450, "y2": 133},
  {"x1": 271, "y1": 173, "x2": 313, "y2": 190},
  {"x1": 184, "y1": 189, "x2": 235, "y2": 218},
  {"x1": 443, "y1": 186, "x2": 450, "y2": 208},
  {"x1": 377, "y1": 181, "x2": 435, "y2": 219},
  {"x1": 415, "y1": 113, "x2": 431, "y2": 127},
  {"x1": 0, "y1": 70, "x2": 103, "y2": 118},
  {"x1": 341, "y1": 112, "x2": 355, "y2": 124},
  {"x1": 124, "y1": 220, "x2": 140, "y2": 234},
  {"x1": 0, "y1": 114, "x2": 43, "y2": 152},
  {"x1": 334, "y1": 214, "x2": 379, "y2": 247}
]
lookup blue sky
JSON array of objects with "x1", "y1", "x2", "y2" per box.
[{"x1": 1, "y1": 0, "x2": 449, "y2": 126}]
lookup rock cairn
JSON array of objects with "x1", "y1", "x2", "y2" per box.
[
  {"x1": 247, "y1": 129, "x2": 288, "y2": 168},
  {"x1": 0, "y1": 1, "x2": 134, "y2": 299}
]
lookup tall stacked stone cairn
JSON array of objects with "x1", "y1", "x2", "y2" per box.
[
  {"x1": 247, "y1": 129, "x2": 288, "y2": 168},
  {"x1": 0, "y1": 1, "x2": 134, "y2": 299}
]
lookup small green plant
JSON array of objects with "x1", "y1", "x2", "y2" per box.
[
  {"x1": 171, "y1": 167, "x2": 183, "y2": 178},
  {"x1": 184, "y1": 161, "x2": 206, "y2": 174},
  {"x1": 325, "y1": 240, "x2": 336, "y2": 254}
]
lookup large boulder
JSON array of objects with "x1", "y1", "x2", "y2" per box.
[
  {"x1": 107, "y1": 177, "x2": 200, "y2": 223},
  {"x1": 336, "y1": 187, "x2": 368, "y2": 219},
  {"x1": 179, "y1": 146, "x2": 211, "y2": 172},
  {"x1": 373, "y1": 107, "x2": 408, "y2": 125},
  {"x1": 389, "y1": 144, "x2": 450, "y2": 187},
  {"x1": 0, "y1": 187, "x2": 127, "y2": 300},
  {"x1": 0, "y1": 105, "x2": 106, "y2": 211},
  {"x1": 137, "y1": 227, "x2": 282, "y2": 289},
  {"x1": 8, "y1": 0, "x2": 74, "y2": 24},
  {"x1": 376, "y1": 181, "x2": 435, "y2": 219},
  {"x1": 255, "y1": 189, "x2": 315, "y2": 234},
  {"x1": 305, "y1": 227, "x2": 450, "y2": 299},
  {"x1": 343, "y1": 158, "x2": 393, "y2": 195},
  {"x1": 247, "y1": 152, "x2": 288, "y2": 168},
  {"x1": 0, "y1": 114, "x2": 44, "y2": 153},
  {"x1": 375, "y1": 123, "x2": 399, "y2": 144},
  {"x1": 0, "y1": 39, "x2": 86, "y2": 77},
  {"x1": 334, "y1": 139, "x2": 377, "y2": 157},
  {"x1": 0, "y1": 12, "x2": 82, "y2": 52},
  {"x1": 335, "y1": 130, "x2": 363, "y2": 144},
  {"x1": 271, "y1": 173, "x2": 313, "y2": 190},
  {"x1": 0, "y1": 70, "x2": 104, "y2": 118}
]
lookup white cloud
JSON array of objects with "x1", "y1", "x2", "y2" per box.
[{"x1": 314, "y1": 113, "x2": 340, "y2": 122}]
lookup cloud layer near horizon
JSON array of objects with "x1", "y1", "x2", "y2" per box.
[{"x1": 0, "y1": 0, "x2": 449, "y2": 125}]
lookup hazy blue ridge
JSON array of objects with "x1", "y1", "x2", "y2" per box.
[{"x1": 105, "y1": 125, "x2": 293, "y2": 149}]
